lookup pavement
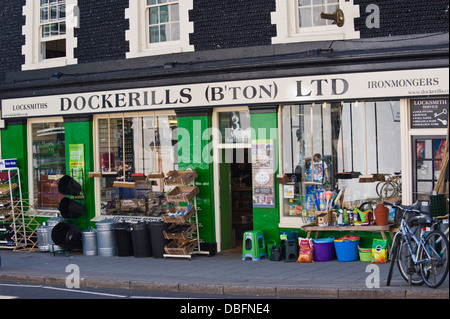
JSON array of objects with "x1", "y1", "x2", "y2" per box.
[{"x1": 0, "y1": 249, "x2": 448, "y2": 299}]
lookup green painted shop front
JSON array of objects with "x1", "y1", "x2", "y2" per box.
[{"x1": 1, "y1": 68, "x2": 448, "y2": 256}]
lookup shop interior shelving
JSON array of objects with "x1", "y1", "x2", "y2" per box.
[{"x1": 162, "y1": 170, "x2": 209, "y2": 259}]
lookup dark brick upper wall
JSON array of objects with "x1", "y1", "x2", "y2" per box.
[
  {"x1": 0, "y1": 0, "x2": 25, "y2": 84},
  {"x1": 74, "y1": 0, "x2": 129, "y2": 63},
  {"x1": 0, "y1": 0, "x2": 448, "y2": 85},
  {"x1": 354, "y1": 0, "x2": 449, "y2": 37},
  {"x1": 189, "y1": 0, "x2": 277, "y2": 51}
]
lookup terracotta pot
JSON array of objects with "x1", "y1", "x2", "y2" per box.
[{"x1": 374, "y1": 203, "x2": 389, "y2": 226}]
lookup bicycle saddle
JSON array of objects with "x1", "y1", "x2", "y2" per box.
[{"x1": 407, "y1": 212, "x2": 433, "y2": 227}]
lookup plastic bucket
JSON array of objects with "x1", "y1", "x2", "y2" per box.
[
  {"x1": 148, "y1": 221, "x2": 169, "y2": 258},
  {"x1": 51, "y1": 222, "x2": 83, "y2": 248},
  {"x1": 58, "y1": 197, "x2": 83, "y2": 218},
  {"x1": 334, "y1": 235, "x2": 360, "y2": 262},
  {"x1": 312, "y1": 237, "x2": 335, "y2": 262},
  {"x1": 129, "y1": 222, "x2": 152, "y2": 258},
  {"x1": 113, "y1": 222, "x2": 133, "y2": 257},
  {"x1": 57, "y1": 175, "x2": 82, "y2": 196},
  {"x1": 358, "y1": 246, "x2": 372, "y2": 262}
]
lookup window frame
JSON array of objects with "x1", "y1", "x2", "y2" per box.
[
  {"x1": 27, "y1": 116, "x2": 66, "y2": 217},
  {"x1": 272, "y1": 0, "x2": 360, "y2": 44},
  {"x1": 125, "y1": 0, "x2": 194, "y2": 58},
  {"x1": 92, "y1": 110, "x2": 178, "y2": 218},
  {"x1": 22, "y1": 0, "x2": 78, "y2": 71},
  {"x1": 278, "y1": 100, "x2": 404, "y2": 228}
]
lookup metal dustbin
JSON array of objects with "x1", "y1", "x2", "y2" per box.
[
  {"x1": 36, "y1": 225, "x2": 52, "y2": 252},
  {"x1": 96, "y1": 219, "x2": 117, "y2": 257},
  {"x1": 47, "y1": 214, "x2": 65, "y2": 253},
  {"x1": 82, "y1": 227, "x2": 98, "y2": 256},
  {"x1": 148, "y1": 221, "x2": 169, "y2": 258},
  {"x1": 129, "y1": 222, "x2": 152, "y2": 257},
  {"x1": 113, "y1": 222, "x2": 134, "y2": 257}
]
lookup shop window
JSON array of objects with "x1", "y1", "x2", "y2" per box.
[
  {"x1": 280, "y1": 101, "x2": 401, "y2": 226},
  {"x1": 29, "y1": 120, "x2": 66, "y2": 211},
  {"x1": 22, "y1": 0, "x2": 78, "y2": 70},
  {"x1": 95, "y1": 112, "x2": 178, "y2": 217},
  {"x1": 413, "y1": 137, "x2": 447, "y2": 202},
  {"x1": 126, "y1": 0, "x2": 194, "y2": 58},
  {"x1": 272, "y1": 0, "x2": 360, "y2": 44}
]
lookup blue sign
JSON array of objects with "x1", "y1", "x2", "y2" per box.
[{"x1": 0, "y1": 159, "x2": 17, "y2": 170}]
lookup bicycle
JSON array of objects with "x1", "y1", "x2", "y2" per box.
[
  {"x1": 376, "y1": 173, "x2": 401, "y2": 199},
  {"x1": 385, "y1": 201, "x2": 449, "y2": 288}
]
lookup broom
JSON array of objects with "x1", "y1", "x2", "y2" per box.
[
  {"x1": 360, "y1": 102, "x2": 376, "y2": 183},
  {"x1": 335, "y1": 103, "x2": 352, "y2": 179}
]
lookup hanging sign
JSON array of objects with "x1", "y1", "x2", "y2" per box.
[
  {"x1": 69, "y1": 144, "x2": 85, "y2": 197},
  {"x1": 410, "y1": 98, "x2": 448, "y2": 129},
  {"x1": 0, "y1": 159, "x2": 17, "y2": 170},
  {"x1": 252, "y1": 139, "x2": 275, "y2": 208}
]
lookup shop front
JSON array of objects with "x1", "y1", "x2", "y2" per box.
[{"x1": 1, "y1": 67, "x2": 448, "y2": 254}]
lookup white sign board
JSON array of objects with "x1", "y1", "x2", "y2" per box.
[{"x1": 1, "y1": 68, "x2": 448, "y2": 119}]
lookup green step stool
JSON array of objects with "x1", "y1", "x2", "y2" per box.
[{"x1": 242, "y1": 230, "x2": 267, "y2": 261}]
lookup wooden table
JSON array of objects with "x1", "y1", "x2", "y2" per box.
[{"x1": 301, "y1": 224, "x2": 397, "y2": 252}]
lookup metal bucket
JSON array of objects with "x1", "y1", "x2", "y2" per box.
[
  {"x1": 47, "y1": 214, "x2": 65, "y2": 253},
  {"x1": 96, "y1": 219, "x2": 117, "y2": 257},
  {"x1": 82, "y1": 228, "x2": 98, "y2": 256},
  {"x1": 36, "y1": 225, "x2": 52, "y2": 252}
]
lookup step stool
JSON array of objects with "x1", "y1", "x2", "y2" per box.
[
  {"x1": 284, "y1": 239, "x2": 298, "y2": 262},
  {"x1": 242, "y1": 230, "x2": 267, "y2": 261}
]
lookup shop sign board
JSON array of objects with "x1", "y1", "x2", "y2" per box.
[
  {"x1": 1, "y1": 68, "x2": 448, "y2": 119},
  {"x1": 252, "y1": 139, "x2": 275, "y2": 208},
  {"x1": 410, "y1": 98, "x2": 449, "y2": 129},
  {"x1": 0, "y1": 159, "x2": 17, "y2": 170}
]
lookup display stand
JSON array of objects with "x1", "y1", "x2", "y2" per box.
[
  {"x1": 0, "y1": 162, "x2": 27, "y2": 250},
  {"x1": 12, "y1": 198, "x2": 40, "y2": 253},
  {"x1": 162, "y1": 170, "x2": 209, "y2": 259}
]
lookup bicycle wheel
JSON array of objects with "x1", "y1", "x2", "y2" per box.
[
  {"x1": 380, "y1": 182, "x2": 397, "y2": 199},
  {"x1": 387, "y1": 232, "x2": 401, "y2": 286},
  {"x1": 418, "y1": 229, "x2": 449, "y2": 288},
  {"x1": 397, "y1": 234, "x2": 424, "y2": 286},
  {"x1": 376, "y1": 182, "x2": 385, "y2": 198}
]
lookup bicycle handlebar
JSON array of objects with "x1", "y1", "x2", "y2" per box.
[{"x1": 383, "y1": 201, "x2": 422, "y2": 215}]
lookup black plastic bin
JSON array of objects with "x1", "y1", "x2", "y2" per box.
[
  {"x1": 129, "y1": 222, "x2": 152, "y2": 257},
  {"x1": 113, "y1": 222, "x2": 134, "y2": 257},
  {"x1": 51, "y1": 222, "x2": 83, "y2": 248},
  {"x1": 148, "y1": 221, "x2": 169, "y2": 258}
]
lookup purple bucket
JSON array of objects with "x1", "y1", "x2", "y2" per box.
[{"x1": 312, "y1": 237, "x2": 335, "y2": 262}]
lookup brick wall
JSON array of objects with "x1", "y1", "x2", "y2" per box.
[
  {"x1": 354, "y1": 0, "x2": 449, "y2": 37},
  {"x1": 189, "y1": 0, "x2": 276, "y2": 51},
  {"x1": 0, "y1": 0, "x2": 25, "y2": 84},
  {"x1": 74, "y1": 0, "x2": 129, "y2": 63},
  {"x1": 0, "y1": 0, "x2": 448, "y2": 85}
]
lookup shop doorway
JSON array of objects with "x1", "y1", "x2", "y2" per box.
[
  {"x1": 212, "y1": 107, "x2": 252, "y2": 253},
  {"x1": 219, "y1": 148, "x2": 253, "y2": 253},
  {"x1": 412, "y1": 135, "x2": 447, "y2": 202}
]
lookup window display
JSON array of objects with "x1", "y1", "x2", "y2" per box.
[
  {"x1": 281, "y1": 101, "x2": 401, "y2": 222},
  {"x1": 31, "y1": 121, "x2": 66, "y2": 210},
  {"x1": 96, "y1": 112, "x2": 178, "y2": 217}
]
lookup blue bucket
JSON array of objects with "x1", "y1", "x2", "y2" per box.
[
  {"x1": 334, "y1": 235, "x2": 360, "y2": 262},
  {"x1": 312, "y1": 237, "x2": 335, "y2": 262}
]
